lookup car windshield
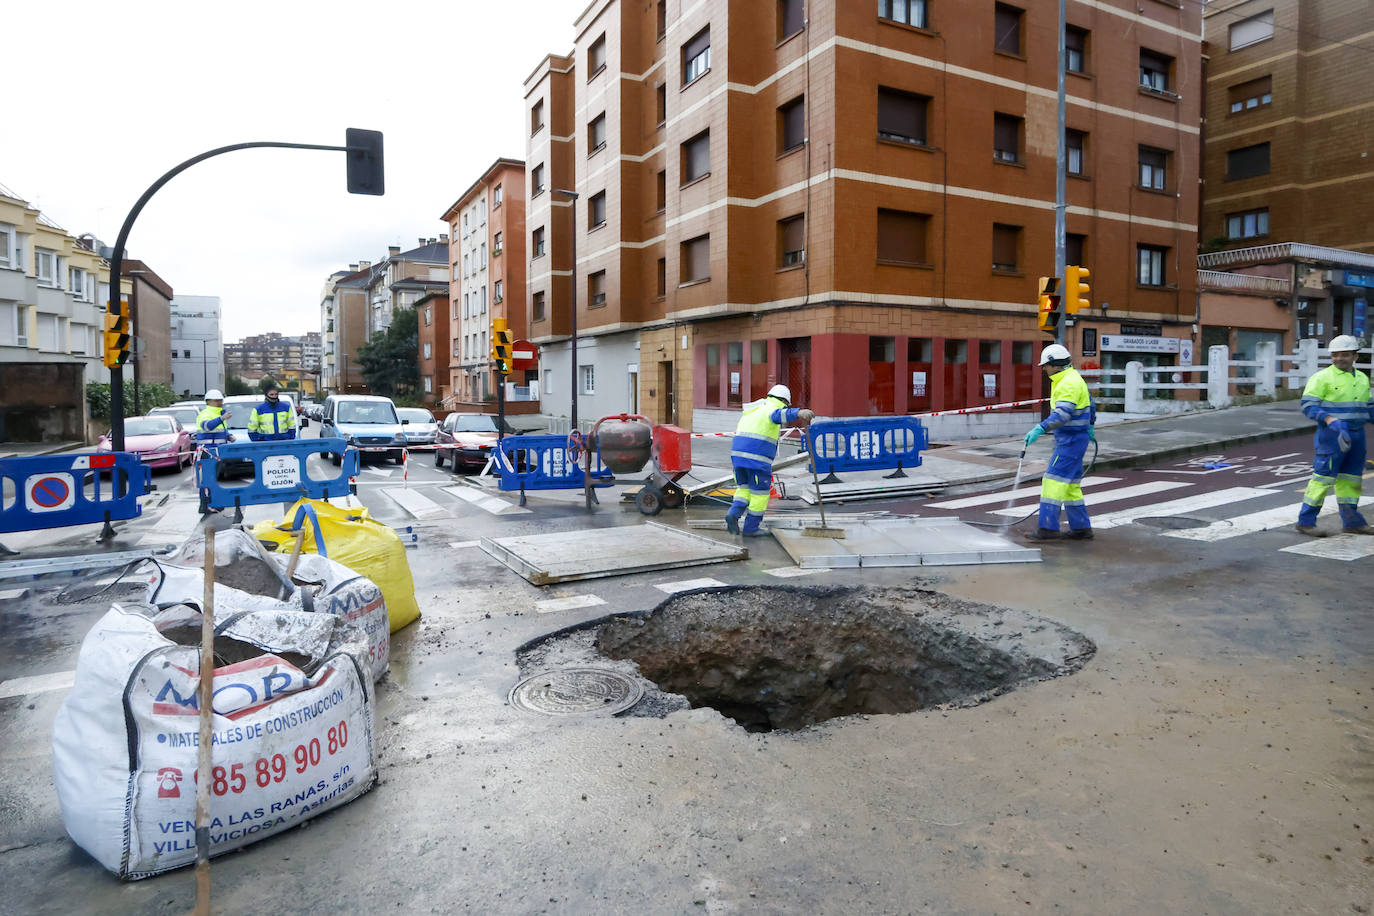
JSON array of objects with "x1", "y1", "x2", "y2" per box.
[
  {"x1": 150, "y1": 407, "x2": 199, "y2": 426},
  {"x1": 337, "y1": 402, "x2": 398, "y2": 424},
  {"x1": 124, "y1": 417, "x2": 176, "y2": 436},
  {"x1": 452, "y1": 415, "x2": 500, "y2": 433},
  {"x1": 220, "y1": 399, "x2": 260, "y2": 431},
  {"x1": 398, "y1": 408, "x2": 435, "y2": 425}
]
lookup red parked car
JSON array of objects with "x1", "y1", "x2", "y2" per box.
[
  {"x1": 98, "y1": 415, "x2": 193, "y2": 470},
  {"x1": 435, "y1": 413, "x2": 514, "y2": 473}
]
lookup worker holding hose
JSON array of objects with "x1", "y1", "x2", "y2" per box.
[
  {"x1": 725, "y1": 384, "x2": 813, "y2": 537},
  {"x1": 1022, "y1": 344, "x2": 1096, "y2": 541}
]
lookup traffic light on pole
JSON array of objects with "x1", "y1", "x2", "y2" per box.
[
  {"x1": 1064, "y1": 264, "x2": 1091, "y2": 314},
  {"x1": 103, "y1": 299, "x2": 131, "y2": 369},
  {"x1": 491, "y1": 317, "x2": 513, "y2": 372},
  {"x1": 1036, "y1": 277, "x2": 1061, "y2": 335}
]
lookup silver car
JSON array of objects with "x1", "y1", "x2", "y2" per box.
[{"x1": 396, "y1": 407, "x2": 439, "y2": 448}]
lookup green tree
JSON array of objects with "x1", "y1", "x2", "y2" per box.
[
  {"x1": 224, "y1": 376, "x2": 252, "y2": 396},
  {"x1": 258, "y1": 375, "x2": 280, "y2": 394},
  {"x1": 85, "y1": 381, "x2": 179, "y2": 420},
  {"x1": 357, "y1": 308, "x2": 420, "y2": 398}
]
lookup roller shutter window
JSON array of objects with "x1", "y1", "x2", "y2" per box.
[
  {"x1": 1226, "y1": 143, "x2": 1270, "y2": 180},
  {"x1": 878, "y1": 87, "x2": 928, "y2": 146},
  {"x1": 876, "y1": 209, "x2": 930, "y2": 265},
  {"x1": 1229, "y1": 10, "x2": 1274, "y2": 51}
]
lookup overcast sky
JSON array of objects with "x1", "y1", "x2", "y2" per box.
[{"x1": 4, "y1": 0, "x2": 575, "y2": 343}]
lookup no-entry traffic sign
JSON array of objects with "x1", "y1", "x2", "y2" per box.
[
  {"x1": 25, "y1": 472, "x2": 76, "y2": 513},
  {"x1": 511, "y1": 339, "x2": 538, "y2": 372}
]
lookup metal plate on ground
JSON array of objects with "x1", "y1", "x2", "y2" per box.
[
  {"x1": 772, "y1": 518, "x2": 1041, "y2": 569},
  {"x1": 509, "y1": 668, "x2": 643, "y2": 717},
  {"x1": 480, "y1": 520, "x2": 747, "y2": 586}
]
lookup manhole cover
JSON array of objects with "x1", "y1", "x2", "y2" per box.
[
  {"x1": 1133, "y1": 516, "x2": 1211, "y2": 529},
  {"x1": 509, "y1": 667, "x2": 643, "y2": 717}
]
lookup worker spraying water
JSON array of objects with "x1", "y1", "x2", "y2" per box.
[{"x1": 1021, "y1": 344, "x2": 1097, "y2": 541}]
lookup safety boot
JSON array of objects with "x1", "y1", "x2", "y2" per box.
[
  {"x1": 1064, "y1": 529, "x2": 1094, "y2": 540},
  {"x1": 1023, "y1": 528, "x2": 1060, "y2": 541},
  {"x1": 1294, "y1": 524, "x2": 1326, "y2": 537},
  {"x1": 1342, "y1": 525, "x2": 1374, "y2": 535},
  {"x1": 724, "y1": 514, "x2": 740, "y2": 535}
]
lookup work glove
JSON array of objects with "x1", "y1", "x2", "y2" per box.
[
  {"x1": 1089, "y1": 426, "x2": 1097, "y2": 443},
  {"x1": 1329, "y1": 418, "x2": 1352, "y2": 453},
  {"x1": 1023, "y1": 426, "x2": 1044, "y2": 447},
  {"x1": 798, "y1": 409, "x2": 815, "y2": 424}
]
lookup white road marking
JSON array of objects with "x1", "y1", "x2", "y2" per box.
[
  {"x1": 764, "y1": 566, "x2": 822, "y2": 578},
  {"x1": 1258, "y1": 475, "x2": 1315, "y2": 490},
  {"x1": 363, "y1": 468, "x2": 394, "y2": 477},
  {"x1": 534, "y1": 594, "x2": 607, "y2": 613},
  {"x1": 0, "y1": 670, "x2": 75, "y2": 700},
  {"x1": 442, "y1": 486, "x2": 530, "y2": 515},
  {"x1": 925, "y1": 477, "x2": 1120, "y2": 509},
  {"x1": 1089, "y1": 487, "x2": 1274, "y2": 530},
  {"x1": 986, "y1": 480, "x2": 1191, "y2": 517},
  {"x1": 0, "y1": 587, "x2": 30, "y2": 600},
  {"x1": 654, "y1": 577, "x2": 728, "y2": 594},
  {"x1": 1281, "y1": 535, "x2": 1374, "y2": 561},
  {"x1": 447, "y1": 540, "x2": 481, "y2": 549},
  {"x1": 1163, "y1": 497, "x2": 1374, "y2": 542},
  {"x1": 1264, "y1": 452, "x2": 1303, "y2": 461},
  {"x1": 382, "y1": 487, "x2": 447, "y2": 519}
]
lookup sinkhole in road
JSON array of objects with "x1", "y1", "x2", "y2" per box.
[{"x1": 527, "y1": 584, "x2": 1096, "y2": 733}]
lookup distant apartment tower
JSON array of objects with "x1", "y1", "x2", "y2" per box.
[
  {"x1": 441, "y1": 158, "x2": 530, "y2": 407},
  {"x1": 525, "y1": 0, "x2": 1202, "y2": 429},
  {"x1": 320, "y1": 266, "x2": 371, "y2": 394},
  {"x1": 169, "y1": 295, "x2": 224, "y2": 397},
  {"x1": 1201, "y1": 0, "x2": 1374, "y2": 254},
  {"x1": 367, "y1": 239, "x2": 450, "y2": 337}
]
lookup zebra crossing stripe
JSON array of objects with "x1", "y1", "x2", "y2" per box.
[
  {"x1": 1281, "y1": 535, "x2": 1374, "y2": 561},
  {"x1": 654, "y1": 577, "x2": 727, "y2": 594},
  {"x1": 925, "y1": 476, "x2": 1120, "y2": 510},
  {"x1": 442, "y1": 486, "x2": 530, "y2": 515},
  {"x1": 1090, "y1": 487, "x2": 1274, "y2": 530},
  {"x1": 382, "y1": 487, "x2": 447, "y2": 519},
  {"x1": 986, "y1": 480, "x2": 1191, "y2": 517},
  {"x1": 1165, "y1": 496, "x2": 1374, "y2": 542},
  {"x1": 534, "y1": 594, "x2": 607, "y2": 613}
]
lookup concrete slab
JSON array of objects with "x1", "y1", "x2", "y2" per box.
[
  {"x1": 773, "y1": 518, "x2": 1041, "y2": 569},
  {"x1": 480, "y1": 521, "x2": 748, "y2": 586}
]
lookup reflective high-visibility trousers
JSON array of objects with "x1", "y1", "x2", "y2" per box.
[
  {"x1": 725, "y1": 466, "x2": 772, "y2": 534},
  {"x1": 1298, "y1": 435, "x2": 1368, "y2": 528},
  {"x1": 1038, "y1": 431, "x2": 1091, "y2": 532}
]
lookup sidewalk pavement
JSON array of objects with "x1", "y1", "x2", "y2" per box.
[{"x1": 0, "y1": 441, "x2": 85, "y2": 460}]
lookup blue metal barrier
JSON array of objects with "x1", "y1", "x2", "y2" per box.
[
  {"x1": 196, "y1": 438, "x2": 359, "y2": 518},
  {"x1": 0, "y1": 452, "x2": 151, "y2": 537},
  {"x1": 493, "y1": 434, "x2": 614, "y2": 504},
  {"x1": 806, "y1": 417, "x2": 930, "y2": 483}
]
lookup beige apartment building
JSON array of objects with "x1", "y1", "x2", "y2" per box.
[{"x1": 524, "y1": 0, "x2": 1201, "y2": 430}]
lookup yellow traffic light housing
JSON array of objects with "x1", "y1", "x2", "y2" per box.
[
  {"x1": 1065, "y1": 264, "x2": 1091, "y2": 314},
  {"x1": 490, "y1": 317, "x2": 513, "y2": 372},
  {"x1": 103, "y1": 299, "x2": 131, "y2": 369},
  {"x1": 1036, "y1": 277, "x2": 1061, "y2": 335}
]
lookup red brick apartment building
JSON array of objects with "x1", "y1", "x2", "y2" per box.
[
  {"x1": 441, "y1": 159, "x2": 529, "y2": 408},
  {"x1": 525, "y1": 0, "x2": 1201, "y2": 430},
  {"x1": 415, "y1": 290, "x2": 450, "y2": 406}
]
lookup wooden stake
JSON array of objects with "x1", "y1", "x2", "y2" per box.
[{"x1": 192, "y1": 527, "x2": 215, "y2": 916}]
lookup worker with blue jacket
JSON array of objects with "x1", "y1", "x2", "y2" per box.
[
  {"x1": 1295, "y1": 335, "x2": 1374, "y2": 536},
  {"x1": 1022, "y1": 344, "x2": 1097, "y2": 541},
  {"x1": 725, "y1": 384, "x2": 813, "y2": 537},
  {"x1": 247, "y1": 386, "x2": 296, "y2": 442}
]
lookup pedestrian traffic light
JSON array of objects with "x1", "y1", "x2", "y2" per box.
[
  {"x1": 345, "y1": 128, "x2": 385, "y2": 196},
  {"x1": 103, "y1": 299, "x2": 131, "y2": 369},
  {"x1": 1065, "y1": 264, "x2": 1091, "y2": 314},
  {"x1": 490, "y1": 317, "x2": 513, "y2": 372},
  {"x1": 1036, "y1": 277, "x2": 1061, "y2": 334}
]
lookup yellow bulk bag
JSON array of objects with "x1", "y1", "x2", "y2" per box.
[{"x1": 252, "y1": 497, "x2": 420, "y2": 633}]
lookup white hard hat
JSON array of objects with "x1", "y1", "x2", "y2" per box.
[
  {"x1": 1328, "y1": 334, "x2": 1361, "y2": 353},
  {"x1": 204, "y1": 389, "x2": 224, "y2": 400},
  {"x1": 767, "y1": 384, "x2": 792, "y2": 404},
  {"x1": 1038, "y1": 344, "x2": 1072, "y2": 366}
]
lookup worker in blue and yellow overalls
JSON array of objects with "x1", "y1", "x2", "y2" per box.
[
  {"x1": 725, "y1": 384, "x2": 813, "y2": 537},
  {"x1": 247, "y1": 386, "x2": 296, "y2": 441},
  {"x1": 1294, "y1": 334, "x2": 1374, "y2": 536},
  {"x1": 1023, "y1": 344, "x2": 1097, "y2": 541}
]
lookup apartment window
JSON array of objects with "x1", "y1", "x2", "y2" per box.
[
  {"x1": 463, "y1": 253, "x2": 469, "y2": 276},
  {"x1": 683, "y1": 27, "x2": 711, "y2": 86},
  {"x1": 1229, "y1": 10, "x2": 1274, "y2": 50},
  {"x1": 68, "y1": 268, "x2": 88, "y2": 299},
  {"x1": 494, "y1": 184, "x2": 503, "y2": 208},
  {"x1": 1137, "y1": 245, "x2": 1167, "y2": 286},
  {"x1": 0, "y1": 223, "x2": 16, "y2": 268},
  {"x1": 1065, "y1": 26, "x2": 1088, "y2": 73},
  {"x1": 656, "y1": 257, "x2": 666, "y2": 297},
  {"x1": 532, "y1": 163, "x2": 545, "y2": 195},
  {"x1": 531, "y1": 99, "x2": 544, "y2": 135},
  {"x1": 656, "y1": 170, "x2": 667, "y2": 211},
  {"x1": 1228, "y1": 76, "x2": 1273, "y2": 113},
  {"x1": 581, "y1": 364, "x2": 596, "y2": 395},
  {"x1": 1066, "y1": 233, "x2": 1086, "y2": 268},
  {"x1": 992, "y1": 224, "x2": 1021, "y2": 272},
  {"x1": 657, "y1": 0, "x2": 667, "y2": 39},
  {"x1": 589, "y1": 191, "x2": 607, "y2": 229},
  {"x1": 494, "y1": 279, "x2": 503, "y2": 303},
  {"x1": 1140, "y1": 49, "x2": 1172, "y2": 93},
  {"x1": 876, "y1": 208, "x2": 930, "y2": 265},
  {"x1": 778, "y1": 214, "x2": 805, "y2": 268},
  {"x1": 879, "y1": 0, "x2": 928, "y2": 29},
  {"x1": 35, "y1": 249, "x2": 59, "y2": 286},
  {"x1": 681, "y1": 130, "x2": 710, "y2": 183},
  {"x1": 681, "y1": 234, "x2": 710, "y2": 284},
  {"x1": 1227, "y1": 208, "x2": 1270, "y2": 240},
  {"x1": 994, "y1": 4, "x2": 1023, "y2": 56},
  {"x1": 423, "y1": 342, "x2": 432, "y2": 359},
  {"x1": 877, "y1": 87, "x2": 929, "y2": 147},
  {"x1": 778, "y1": 95, "x2": 805, "y2": 153},
  {"x1": 778, "y1": 0, "x2": 804, "y2": 40},
  {"x1": 532, "y1": 226, "x2": 546, "y2": 258},
  {"x1": 533, "y1": 291, "x2": 546, "y2": 321},
  {"x1": 1066, "y1": 130, "x2": 1086, "y2": 175},
  {"x1": 463, "y1": 293, "x2": 469, "y2": 318},
  {"x1": 656, "y1": 84, "x2": 667, "y2": 125},
  {"x1": 544, "y1": 368, "x2": 553, "y2": 394},
  {"x1": 494, "y1": 231, "x2": 503, "y2": 254},
  {"x1": 1139, "y1": 146, "x2": 1168, "y2": 190},
  {"x1": 588, "y1": 34, "x2": 607, "y2": 77},
  {"x1": 481, "y1": 286, "x2": 487, "y2": 313},
  {"x1": 1227, "y1": 142, "x2": 1270, "y2": 180},
  {"x1": 589, "y1": 113, "x2": 607, "y2": 154},
  {"x1": 481, "y1": 242, "x2": 487, "y2": 268},
  {"x1": 424, "y1": 306, "x2": 432, "y2": 326},
  {"x1": 589, "y1": 270, "x2": 607, "y2": 307},
  {"x1": 423, "y1": 376, "x2": 432, "y2": 394},
  {"x1": 993, "y1": 113, "x2": 1022, "y2": 164}
]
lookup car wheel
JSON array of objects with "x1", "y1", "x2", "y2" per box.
[
  {"x1": 434, "y1": 450, "x2": 444, "y2": 468},
  {"x1": 330, "y1": 452, "x2": 341, "y2": 467},
  {"x1": 391, "y1": 450, "x2": 404, "y2": 465}
]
